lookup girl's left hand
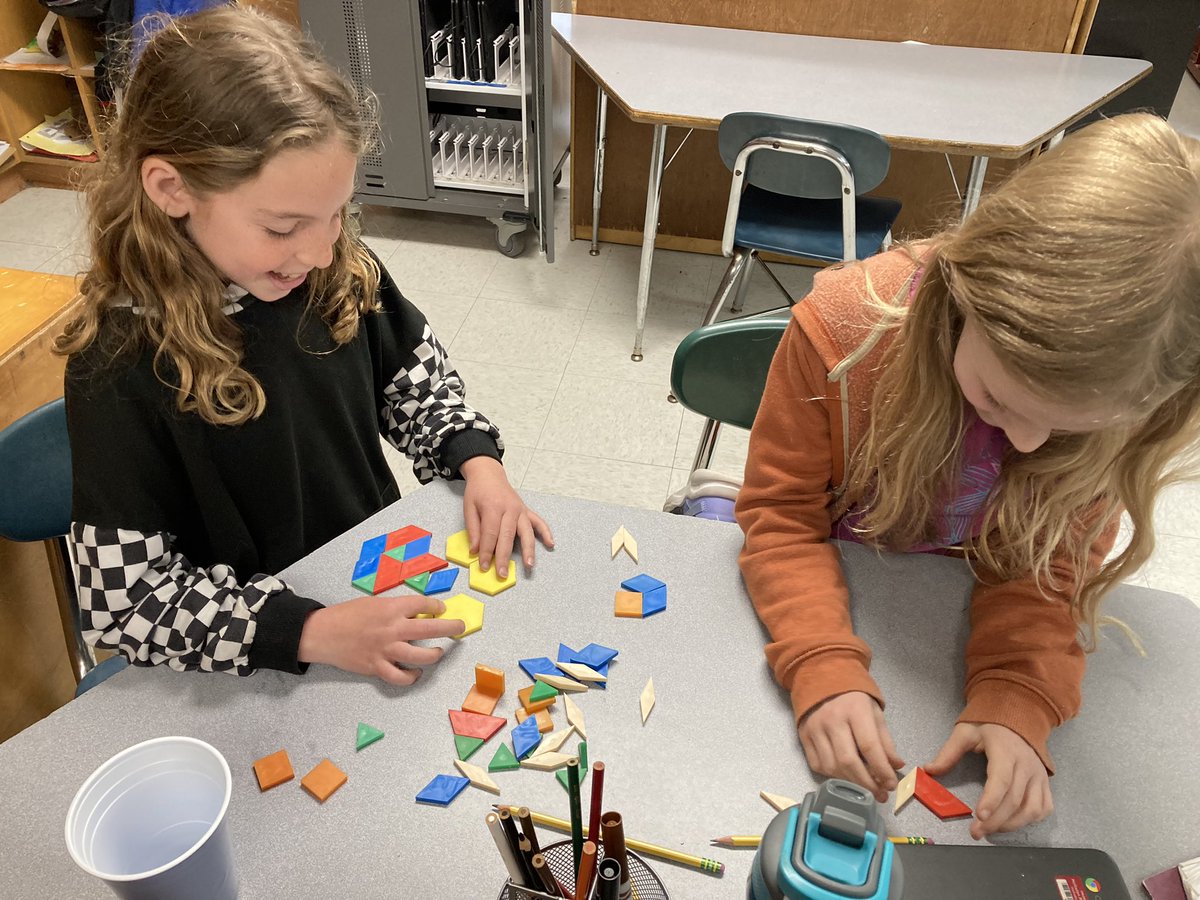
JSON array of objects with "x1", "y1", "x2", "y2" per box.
[
  {"x1": 925, "y1": 722, "x2": 1053, "y2": 840},
  {"x1": 460, "y1": 456, "x2": 554, "y2": 577}
]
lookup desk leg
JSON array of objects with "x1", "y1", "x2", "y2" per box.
[
  {"x1": 590, "y1": 90, "x2": 609, "y2": 257},
  {"x1": 961, "y1": 156, "x2": 989, "y2": 219},
  {"x1": 633, "y1": 124, "x2": 668, "y2": 362}
]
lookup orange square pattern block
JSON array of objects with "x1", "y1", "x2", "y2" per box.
[
  {"x1": 253, "y1": 749, "x2": 294, "y2": 792},
  {"x1": 301, "y1": 758, "x2": 348, "y2": 803},
  {"x1": 463, "y1": 662, "x2": 506, "y2": 715},
  {"x1": 518, "y1": 684, "x2": 556, "y2": 714},
  {"x1": 615, "y1": 590, "x2": 643, "y2": 618},
  {"x1": 515, "y1": 707, "x2": 554, "y2": 733}
]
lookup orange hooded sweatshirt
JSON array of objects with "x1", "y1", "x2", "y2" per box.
[{"x1": 735, "y1": 248, "x2": 1116, "y2": 772}]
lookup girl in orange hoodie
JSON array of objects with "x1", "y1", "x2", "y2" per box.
[{"x1": 736, "y1": 112, "x2": 1200, "y2": 839}]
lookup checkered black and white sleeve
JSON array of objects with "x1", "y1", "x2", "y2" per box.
[
  {"x1": 70, "y1": 523, "x2": 290, "y2": 674},
  {"x1": 380, "y1": 321, "x2": 502, "y2": 483}
]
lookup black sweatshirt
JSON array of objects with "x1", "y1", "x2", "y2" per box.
[{"x1": 65, "y1": 259, "x2": 501, "y2": 675}]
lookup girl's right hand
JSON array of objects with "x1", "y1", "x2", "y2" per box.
[
  {"x1": 297, "y1": 595, "x2": 465, "y2": 685},
  {"x1": 798, "y1": 691, "x2": 905, "y2": 803}
]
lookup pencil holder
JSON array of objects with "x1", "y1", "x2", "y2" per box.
[{"x1": 496, "y1": 839, "x2": 669, "y2": 900}]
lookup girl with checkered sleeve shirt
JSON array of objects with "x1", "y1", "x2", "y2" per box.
[{"x1": 55, "y1": 7, "x2": 553, "y2": 683}]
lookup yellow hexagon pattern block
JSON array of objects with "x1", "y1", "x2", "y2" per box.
[
  {"x1": 445, "y1": 530, "x2": 478, "y2": 567},
  {"x1": 469, "y1": 559, "x2": 517, "y2": 596},
  {"x1": 417, "y1": 593, "x2": 484, "y2": 639}
]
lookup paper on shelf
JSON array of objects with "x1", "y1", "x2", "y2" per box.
[
  {"x1": 19, "y1": 110, "x2": 96, "y2": 161},
  {"x1": 3, "y1": 13, "x2": 68, "y2": 67}
]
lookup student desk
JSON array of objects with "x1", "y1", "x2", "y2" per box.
[
  {"x1": 1, "y1": 483, "x2": 1195, "y2": 897},
  {"x1": 550, "y1": 13, "x2": 1152, "y2": 361}
]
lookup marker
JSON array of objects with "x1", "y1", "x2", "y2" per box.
[{"x1": 494, "y1": 804, "x2": 727, "y2": 876}]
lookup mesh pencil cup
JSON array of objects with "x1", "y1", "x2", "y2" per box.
[{"x1": 497, "y1": 839, "x2": 669, "y2": 900}]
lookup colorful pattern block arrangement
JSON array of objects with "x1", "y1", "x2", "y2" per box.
[
  {"x1": 253, "y1": 749, "x2": 294, "y2": 792},
  {"x1": 301, "y1": 758, "x2": 347, "y2": 803},
  {"x1": 415, "y1": 774, "x2": 470, "y2": 807},
  {"x1": 417, "y1": 593, "x2": 484, "y2": 639},
  {"x1": 406, "y1": 566, "x2": 460, "y2": 595},
  {"x1": 469, "y1": 559, "x2": 517, "y2": 596},
  {"x1": 616, "y1": 574, "x2": 668, "y2": 618},
  {"x1": 558, "y1": 643, "x2": 610, "y2": 689},
  {"x1": 352, "y1": 525, "x2": 451, "y2": 595}
]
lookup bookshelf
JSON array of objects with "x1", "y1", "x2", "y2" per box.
[{"x1": 0, "y1": 1, "x2": 106, "y2": 188}]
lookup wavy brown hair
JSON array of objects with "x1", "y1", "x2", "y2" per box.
[
  {"x1": 841, "y1": 113, "x2": 1200, "y2": 644},
  {"x1": 56, "y1": 3, "x2": 380, "y2": 425}
]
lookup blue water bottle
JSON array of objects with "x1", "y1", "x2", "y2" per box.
[{"x1": 748, "y1": 779, "x2": 904, "y2": 900}]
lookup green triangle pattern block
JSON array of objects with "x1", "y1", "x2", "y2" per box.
[
  {"x1": 529, "y1": 680, "x2": 559, "y2": 704},
  {"x1": 356, "y1": 722, "x2": 385, "y2": 751},
  {"x1": 455, "y1": 734, "x2": 485, "y2": 761},
  {"x1": 488, "y1": 742, "x2": 520, "y2": 773},
  {"x1": 405, "y1": 572, "x2": 431, "y2": 593},
  {"x1": 351, "y1": 573, "x2": 376, "y2": 595},
  {"x1": 557, "y1": 740, "x2": 588, "y2": 792}
]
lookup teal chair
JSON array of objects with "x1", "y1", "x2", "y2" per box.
[
  {"x1": 0, "y1": 398, "x2": 128, "y2": 697},
  {"x1": 702, "y1": 113, "x2": 900, "y2": 326},
  {"x1": 670, "y1": 313, "x2": 789, "y2": 475}
]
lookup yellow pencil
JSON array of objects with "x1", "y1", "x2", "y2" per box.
[
  {"x1": 494, "y1": 805, "x2": 725, "y2": 876},
  {"x1": 710, "y1": 835, "x2": 761, "y2": 847},
  {"x1": 710, "y1": 835, "x2": 935, "y2": 848}
]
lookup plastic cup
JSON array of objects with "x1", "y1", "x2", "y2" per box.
[{"x1": 65, "y1": 736, "x2": 238, "y2": 900}]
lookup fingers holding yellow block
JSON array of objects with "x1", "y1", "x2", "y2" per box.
[{"x1": 416, "y1": 593, "x2": 484, "y2": 638}]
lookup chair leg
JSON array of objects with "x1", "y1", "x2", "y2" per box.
[
  {"x1": 758, "y1": 260, "x2": 796, "y2": 307},
  {"x1": 729, "y1": 250, "x2": 758, "y2": 314},
  {"x1": 702, "y1": 248, "x2": 750, "y2": 327},
  {"x1": 46, "y1": 536, "x2": 94, "y2": 684},
  {"x1": 691, "y1": 418, "x2": 723, "y2": 472}
]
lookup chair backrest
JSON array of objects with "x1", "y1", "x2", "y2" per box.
[
  {"x1": 0, "y1": 398, "x2": 72, "y2": 542},
  {"x1": 670, "y1": 314, "x2": 790, "y2": 430},
  {"x1": 717, "y1": 112, "x2": 892, "y2": 199}
]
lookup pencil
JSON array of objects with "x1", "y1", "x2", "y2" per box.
[
  {"x1": 499, "y1": 807, "x2": 538, "y2": 885},
  {"x1": 531, "y1": 851, "x2": 564, "y2": 898},
  {"x1": 576, "y1": 840, "x2": 598, "y2": 900},
  {"x1": 494, "y1": 805, "x2": 726, "y2": 877},
  {"x1": 567, "y1": 757, "x2": 584, "y2": 878},
  {"x1": 519, "y1": 806, "x2": 544, "y2": 857},
  {"x1": 486, "y1": 812, "x2": 529, "y2": 886},
  {"x1": 582, "y1": 762, "x2": 605, "y2": 900},
  {"x1": 710, "y1": 834, "x2": 936, "y2": 848}
]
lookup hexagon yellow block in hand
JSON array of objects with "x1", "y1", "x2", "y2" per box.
[
  {"x1": 445, "y1": 529, "x2": 478, "y2": 567},
  {"x1": 469, "y1": 559, "x2": 517, "y2": 596},
  {"x1": 416, "y1": 593, "x2": 484, "y2": 639}
]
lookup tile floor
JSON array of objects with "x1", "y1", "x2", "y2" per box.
[{"x1": 5, "y1": 74, "x2": 1200, "y2": 606}]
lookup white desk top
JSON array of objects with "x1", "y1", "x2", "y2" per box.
[
  {"x1": 552, "y1": 13, "x2": 1152, "y2": 157},
  {"x1": 2, "y1": 484, "x2": 1198, "y2": 896}
]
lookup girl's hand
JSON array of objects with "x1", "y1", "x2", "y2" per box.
[
  {"x1": 798, "y1": 691, "x2": 905, "y2": 803},
  {"x1": 297, "y1": 595, "x2": 464, "y2": 685},
  {"x1": 926, "y1": 722, "x2": 1053, "y2": 839},
  {"x1": 460, "y1": 456, "x2": 554, "y2": 577}
]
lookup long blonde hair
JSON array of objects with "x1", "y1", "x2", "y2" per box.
[
  {"x1": 56, "y1": 3, "x2": 380, "y2": 425},
  {"x1": 844, "y1": 113, "x2": 1200, "y2": 643}
]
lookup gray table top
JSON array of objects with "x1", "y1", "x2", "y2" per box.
[
  {"x1": 551, "y1": 13, "x2": 1152, "y2": 158},
  {"x1": 2, "y1": 482, "x2": 1197, "y2": 898}
]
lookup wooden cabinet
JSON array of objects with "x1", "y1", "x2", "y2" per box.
[{"x1": 0, "y1": 1, "x2": 107, "y2": 190}]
